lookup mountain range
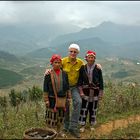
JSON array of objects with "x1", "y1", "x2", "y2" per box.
[
  {"x1": 0, "y1": 23, "x2": 81, "y2": 56},
  {"x1": 0, "y1": 21, "x2": 140, "y2": 59}
]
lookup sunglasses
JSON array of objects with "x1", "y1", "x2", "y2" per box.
[{"x1": 69, "y1": 50, "x2": 77, "y2": 54}]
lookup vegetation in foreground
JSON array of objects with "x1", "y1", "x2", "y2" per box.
[
  {"x1": 99, "y1": 122, "x2": 140, "y2": 139},
  {"x1": 0, "y1": 82, "x2": 140, "y2": 139}
]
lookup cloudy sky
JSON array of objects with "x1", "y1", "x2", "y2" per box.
[{"x1": 0, "y1": 1, "x2": 140, "y2": 29}]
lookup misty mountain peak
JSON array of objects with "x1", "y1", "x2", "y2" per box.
[{"x1": 98, "y1": 21, "x2": 115, "y2": 26}]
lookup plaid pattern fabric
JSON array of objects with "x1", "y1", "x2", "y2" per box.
[{"x1": 45, "y1": 108, "x2": 65, "y2": 128}]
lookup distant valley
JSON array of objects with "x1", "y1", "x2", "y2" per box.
[{"x1": 0, "y1": 51, "x2": 140, "y2": 96}]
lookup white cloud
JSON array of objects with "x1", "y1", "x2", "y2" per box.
[{"x1": 0, "y1": 1, "x2": 140, "y2": 27}]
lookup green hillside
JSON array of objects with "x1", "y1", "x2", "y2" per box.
[
  {"x1": 0, "y1": 56, "x2": 139, "y2": 92},
  {"x1": 0, "y1": 68, "x2": 23, "y2": 88},
  {"x1": 20, "y1": 65, "x2": 45, "y2": 75}
]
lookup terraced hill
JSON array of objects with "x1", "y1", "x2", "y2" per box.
[{"x1": 0, "y1": 68, "x2": 23, "y2": 88}]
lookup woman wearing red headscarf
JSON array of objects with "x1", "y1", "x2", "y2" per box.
[
  {"x1": 43, "y1": 54, "x2": 71, "y2": 133},
  {"x1": 78, "y1": 50, "x2": 104, "y2": 132}
]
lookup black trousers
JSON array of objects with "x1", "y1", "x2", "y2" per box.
[{"x1": 79, "y1": 96, "x2": 98, "y2": 126}]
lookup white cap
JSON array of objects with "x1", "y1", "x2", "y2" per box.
[{"x1": 69, "y1": 43, "x2": 80, "y2": 52}]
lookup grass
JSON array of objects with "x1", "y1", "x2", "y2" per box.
[
  {"x1": 99, "y1": 122, "x2": 140, "y2": 139},
  {"x1": 0, "y1": 82, "x2": 140, "y2": 139},
  {"x1": 97, "y1": 108, "x2": 140, "y2": 126},
  {"x1": 0, "y1": 101, "x2": 45, "y2": 139},
  {"x1": 0, "y1": 100, "x2": 140, "y2": 139}
]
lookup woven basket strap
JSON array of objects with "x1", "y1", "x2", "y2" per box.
[
  {"x1": 53, "y1": 70, "x2": 61, "y2": 92},
  {"x1": 50, "y1": 72, "x2": 58, "y2": 109}
]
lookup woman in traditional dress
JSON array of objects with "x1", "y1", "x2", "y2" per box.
[
  {"x1": 78, "y1": 50, "x2": 104, "y2": 132},
  {"x1": 43, "y1": 54, "x2": 71, "y2": 132}
]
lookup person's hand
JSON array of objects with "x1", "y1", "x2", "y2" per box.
[
  {"x1": 80, "y1": 92, "x2": 85, "y2": 98},
  {"x1": 96, "y1": 64, "x2": 102, "y2": 70},
  {"x1": 98, "y1": 90, "x2": 104, "y2": 100},
  {"x1": 44, "y1": 69, "x2": 52, "y2": 76},
  {"x1": 67, "y1": 98, "x2": 71, "y2": 104},
  {"x1": 66, "y1": 90, "x2": 71, "y2": 106},
  {"x1": 78, "y1": 86, "x2": 85, "y2": 98},
  {"x1": 67, "y1": 90, "x2": 71, "y2": 99},
  {"x1": 45, "y1": 101, "x2": 50, "y2": 108}
]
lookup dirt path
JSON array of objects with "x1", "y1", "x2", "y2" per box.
[
  {"x1": 81, "y1": 114, "x2": 140, "y2": 139},
  {"x1": 56, "y1": 114, "x2": 140, "y2": 139}
]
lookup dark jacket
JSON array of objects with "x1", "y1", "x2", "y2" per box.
[
  {"x1": 43, "y1": 71, "x2": 69, "y2": 97},
  {"x1": 77, "y1": 64, "x2": 104, "y2": 96},
  {"x1": 43, "y1": 70, "x2": 69, "y2": 108}
]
